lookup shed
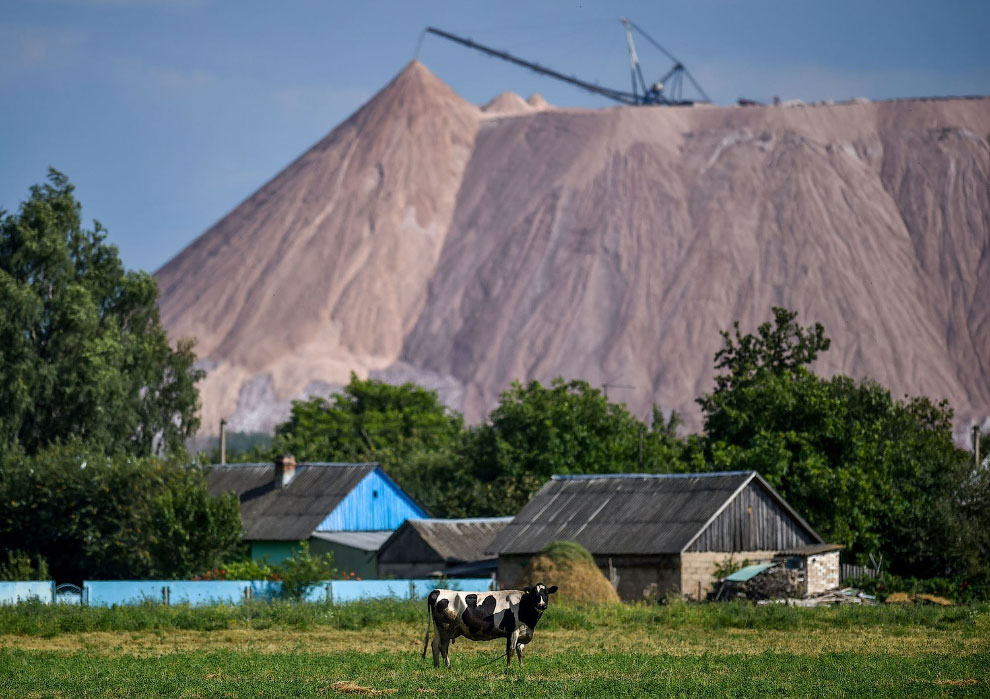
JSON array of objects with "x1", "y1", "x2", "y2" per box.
[
  {"x1": 774, "y1": 543, "x2": 843, "y2": 596},
  {"x1": 377, "y1": 517, "x2": 513, "y2": 579},
  {"x1": 489, "y1": 471, "x2": 824, "y2": 601},
  {"x1": 207, "y1": 457, "x2": 427, "y2": 576}
]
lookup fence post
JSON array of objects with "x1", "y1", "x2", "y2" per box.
[
  {"x1": 162, "y1": 586, "x2": 170, "y2": 605},
  {"x1": 409, "y1": 580, "x2": 415, "y2": 600}
]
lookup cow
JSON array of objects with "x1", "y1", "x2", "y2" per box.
[{"x1": 422, "y1": 583, "x2": 558, "y2": 668}]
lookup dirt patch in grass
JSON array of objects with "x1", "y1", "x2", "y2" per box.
[{"x1": 324, "y1": 680, "x2": 397, "y2": 695}]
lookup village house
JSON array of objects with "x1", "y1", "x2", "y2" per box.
[
  {"x1": 489, "y1": 471, "x2": 828, "y2": 601},
  {"x1": 206, "y1": 456, "x2": 427, "y2": 578},
  {"x1": 377, "y1": 517, "x2": 513, "y2": 579}
]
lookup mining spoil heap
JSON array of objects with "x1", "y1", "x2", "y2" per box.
[{"x1": 156, "y1": 61, "x2": 990, "y2": 436}]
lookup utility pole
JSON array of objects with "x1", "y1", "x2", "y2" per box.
[
  {"x1": 220, "y1": 418, "x2": 227, "y2": 465},
  {"x1": 974, "y1": 424, "x2": 981, "y2": 470},
  {"x1": 602, "y1": 379, "x2": 633, "y2": 400}
]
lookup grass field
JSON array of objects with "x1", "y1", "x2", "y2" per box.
[{"x1": 1, "y1": 600, "x2": 987, "y2": 697}]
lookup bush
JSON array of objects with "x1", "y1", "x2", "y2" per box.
[
  {"x1": 0, "y1": 550, "x2": 49, "y2": 581},
  {"x1": 845, "y1": 572, "x2": 987, "y2": 603},
  {"x1": 712, "y1": 554, "x2": 752, "y2": 580},
  {"x1": 274, "y1": 542, "x2": 336, "y2": 599}
]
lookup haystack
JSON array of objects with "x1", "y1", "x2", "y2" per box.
[{"x1": 512, "y1": 541, "x2": 619, "y2": 604}]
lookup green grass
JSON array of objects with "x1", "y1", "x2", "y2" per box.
[
  {"x1": 0, "y1": 648, "x2": 986, "y2": 698},
  {"x1": 1, "y1": 597, "x2": 986, "y2": 636},
  {"x1": 0, "y1": 597, "x2": 423, "y2": 635},
  {"x1": 1, "y1": 600, "x2": 987, "y2": 697}
]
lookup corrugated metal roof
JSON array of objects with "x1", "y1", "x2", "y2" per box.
[
  {"x1": 207, "y1": 463, "x2": 376, "y2": 540},
  {"x1": 490, "y1": 471, "x2": 776, "y2": 555},
  {"x1": 310, "y1": 530, "x2": 393, "y2": 552},
  {"x1": 725, "y1": 563, "x2": 778, "y2": 582},
  {"x1": 776, "y1": 543, "x2": 844, "y2": 557},
  {"x1": 391, "y1": 517, "x2": 513, "y2": 563}
]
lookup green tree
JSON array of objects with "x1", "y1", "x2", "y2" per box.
[
  {"x1": 148, "y1": 466, "x2": 243, "y2": 579},
  {"x1": 272, "y1": 373, "x2": 466, "y2": 514},
  {"x1": 0, "y1": 442, "x2": 241, "y2": 582},
  {"x1": 697, "y1": 307, "x2": 985, "y2": 581},
  {"x1": 463, "y1": 378, "x2": 687, "y2": 515},
  {"x1": 0, "y1": 169, "x2": 203, "y2": 458}
]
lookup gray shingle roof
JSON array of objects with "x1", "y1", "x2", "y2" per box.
[
  {"x1": 207, "y1": 463, "x2": 376, "y2": 540},
  {"x1": 489, "y1": 471, "x2": 813, "y2": 555},
  {"x1": 391, "y1": 517, "x2": 513, "y2": 563}
]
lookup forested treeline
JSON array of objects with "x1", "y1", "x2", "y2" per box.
[{"x1": 228, "y1": 315, "x2": 990, "y2": 592}]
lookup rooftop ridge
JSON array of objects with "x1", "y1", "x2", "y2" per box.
[
  {"x1": 551, "y1": 470, "x2": 755, "y2": 481},
  {"x1": 416, "y1": 516, "x2": 515, "y2": 524},
  {"x1": 207, "y1": 461, "x2": 379, "y2": 468}
]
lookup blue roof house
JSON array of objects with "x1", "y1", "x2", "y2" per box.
[{"x1": 207, "y1": 456, "x2": 427, "y2": 577}]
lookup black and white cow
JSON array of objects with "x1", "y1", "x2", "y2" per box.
[{"x1": 422, "y1": 583, "x2": 558, "y2": 668}]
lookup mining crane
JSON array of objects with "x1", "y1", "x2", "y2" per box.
[{"x1": 424, "y1": 19, "x2": 709, "y2": 106}]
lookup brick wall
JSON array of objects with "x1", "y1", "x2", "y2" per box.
[
  {"x1": 805, "y1": 550, "x2": 840, "y2": 595},
  {"x1": 597, "y1": 555, "x2": 681, "y2": 602},
  {"x1": 680, "y1": 550, "x2": 778, "y2": 600}
]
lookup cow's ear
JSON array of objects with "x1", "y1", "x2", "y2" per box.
[{"x1": 547, "y1": 585, "x2": 558, "y2": 594}]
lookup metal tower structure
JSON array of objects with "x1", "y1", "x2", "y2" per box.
[{"x1": 424, "y1": 20, "x2": 709, "y2": 106}]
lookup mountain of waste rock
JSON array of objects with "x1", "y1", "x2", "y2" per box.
[{"x1": 156, "y1": 61, "x2": 990, "y2": 437}]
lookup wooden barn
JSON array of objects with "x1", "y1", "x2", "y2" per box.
[
  {"x1": 489, "y1": 471, "x2": 825, "y2": 601},
  {"x1": 207, "y1": 456, "x2": 427, "y2": 577},
  {"x1": 377, "y1": 517, "x2": 513, "y2": 579}
]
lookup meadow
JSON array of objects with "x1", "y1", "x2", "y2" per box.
[{"x1": 1, "y1": 599, "x2": 987, "y2": 697}]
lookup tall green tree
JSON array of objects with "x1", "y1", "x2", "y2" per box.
[
  {"x1": 697, "y1": 307, "x2": 985, "y2": 580},
  {"x1": 0, "y1": 169, "x2": 203, "y2": 457},
  {"x1": 463, "y1": 378, "x2": 687, "y2": 515},
  {"x1": 272, "y1": 373, "x2": 466, "y2": 514}
]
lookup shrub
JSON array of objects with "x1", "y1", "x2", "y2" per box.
[
  {"x1": 276, "y1": 542, "x2": 336, "y2": 599},
  {"x1": 712, "y1": 554, "x2": 752, "y2": 580},
  {"x1": 0, "y1": 550, "x2": 49, "y2": 581},
  {"x1": 845, "y1": 572, "x2": 987, "y2": 603}
]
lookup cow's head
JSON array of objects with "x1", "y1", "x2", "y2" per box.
[{"x1": 525, "y1": 583, "x2": 559, "y2": 611}]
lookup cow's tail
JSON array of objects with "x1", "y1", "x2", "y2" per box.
[{"x1": 422, "y1": 592, "x2": 435, "y2": 659}]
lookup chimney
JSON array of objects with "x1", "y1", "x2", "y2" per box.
[{"x1": 274, "y1": 455, "x2": 296, "y2": 488}]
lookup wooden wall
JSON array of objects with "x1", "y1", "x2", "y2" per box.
[{"x1": 686, "y1": 481, "x2": 817, "y2": 552}]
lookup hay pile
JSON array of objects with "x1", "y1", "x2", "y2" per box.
[
  {"x1": 886, "y1": 592, "x2": 953, "y2": 606},
  {"x1": 512, "y1": 541, "x2": 619, "y2": 604}
]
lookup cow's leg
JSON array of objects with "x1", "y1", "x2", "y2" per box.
[
  {"x1": 516, "y1": 643, "x2": 525, "y2": 666},
  {"x1": 431, "y1": 625, "x2": 442, "y2": 668},
  {"x1": 439, "y1": 633, "x2": 452, "y2": 669},
  {"x1": 506, "y1": 630, "x2": 520, "y2": 668}
]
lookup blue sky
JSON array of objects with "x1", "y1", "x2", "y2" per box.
[{"x1": 2, "y1": 0, "x2": 988, "y2": 274}]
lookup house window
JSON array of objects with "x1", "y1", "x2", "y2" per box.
[{"x1": 372, "y1": 489, "x2": 378, "y2": 498}]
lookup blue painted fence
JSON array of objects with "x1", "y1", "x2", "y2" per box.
[
  {"x1": 0, "y1": 581, "x2": 54, "y2": 604},
  {"x1": 83, "y1": 578, "x2": 493, "y2": 607}
]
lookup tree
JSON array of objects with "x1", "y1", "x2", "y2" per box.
[
  {"x1": 0, "y1": 169, "x2": 203, "y2": 458},
  {"x1": 463, "y1": 378, "x2": 687, "y2": 515},
  {"x1": 272, "y1": 373, "x2": 466, "y2": 514},
  {"x1": 697, "y1": 307, "x2": 986, "y2": 581},
  {"x1": 0, "y1": 441, "x2": 241, "y2": 582}
]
